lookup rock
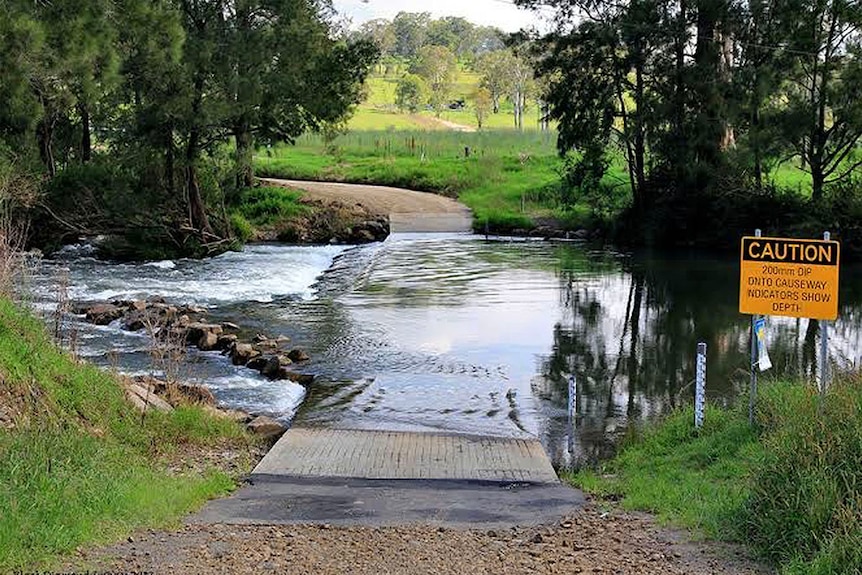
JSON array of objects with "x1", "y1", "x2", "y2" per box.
[
  {"x1": 246, "y1": 356, "x2": 269, "y2": 371},
  {"x1": 185, "y1": 322, "x2": 223, "y2": 345},
  {"x1": 275, "y1": 335, "x2": 290, "y2": 344},
  {"x1": 284, "y1": 371, "x2": 315, "y2": 386},
  {"x1": 203, "y1": 405, "x2": 250, "y2": 423},
  {"x1": 261, "y1": 355, "x2": 292, "y2": 379},
  {"x1": 287, "y1": 348, "x2": 310, "y2": 362},
  {"x1": 230, "y1": 343, "x2": 260, "y2": 366},
  {"x1": 216, "y1": 334, "x2": 238, "y2": 352},
  {"x1": 123, "y1": 313, "x2": 146, "y2": 332},
  {"x1": 170, "y1": 383, "x2": 216, "y2": 406},
  {"x1": 572, "y1": 228, "x2": 590, "y2": 240},
  {"x1": 222, "y1": 322, "x2": 241, "y2": 332},
  {"x1": 255, "y1": 339, "x2": 278, "y2": 350},
  {"x1": 253, "y1": 333, "x2": 269, "y2": 343},
  {"x1": 129, "y1": 300, "x2": 148, "y2": 312},
  {"x1": 124, "y1": 382, "x2": 173, "y2": 412},
  {"x1": 197, "y1": 331, "x2": 219, "y2": 351},
  {"x1": 84, "y1": 303, "x2": 124, "y2": 325},
  {"x1": 246, "y1": 415, "x2": 285, "y2": 438},
  {"x1": 530, "y1": 533, "x2": 544, "y2": 544}
]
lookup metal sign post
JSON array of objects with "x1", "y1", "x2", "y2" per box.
[
  {"x1": 820, "y1": 231, "x2": 831, "y2": 400},
  {"x1": 750, "y1": 229, "x2": 761, "y2": 426},
  {"x1": 695, "y1": 343, "x2": 707, "y2": 429}
]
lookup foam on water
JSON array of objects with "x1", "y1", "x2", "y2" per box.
[{"x1": 36, "y1": 244, "x2": 348, "y2": 305}]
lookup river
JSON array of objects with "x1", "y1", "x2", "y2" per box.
[{"x1": 31, "y1": 234, "x2": 862, "y2": 468}]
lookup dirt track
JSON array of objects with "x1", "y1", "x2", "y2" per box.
[
  {"x1": 261, "y1": 178, "x2": 471, "y2": 216},
  {"x1": 261, "y1": 178, "x2": 474, "y2": 233}
]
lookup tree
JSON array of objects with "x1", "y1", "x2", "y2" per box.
[
  {"x1": 411, "y1": 45, "x2": 458, "y2": 117},
  {"x1": 391, "y1": 12, "x2": 431, "y2": 59},
  {"x1": 427, "y1": 16, "x2": 475, "y2": 57},
  {"x1": 357, "y1": 18, "x2": 396, "y2": 61},
  {"x1": 507, "y1": 50, "x2": 534, "y2": 130},
  {"x1": 474, "y1": 87, "x2": 493, "y2": 129},
  {"x1": 395, "y1": 74, "x2": 428, "y2": 113},
  {"x1": 778, "y1": 0, "x2": 862, "y2": 201},
  {"x1": 476, "y1": 50, "x2": 513, "y2": 114}
]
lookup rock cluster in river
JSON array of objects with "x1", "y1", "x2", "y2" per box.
[{"x1": 72, "y1": 298, "x2": 317, "y2": 438}]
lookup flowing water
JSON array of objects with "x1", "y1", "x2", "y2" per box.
[{"x1": 32, "y1": 235, "x2": 862, "y2": 468}]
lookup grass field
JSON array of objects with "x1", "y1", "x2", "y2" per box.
[
  {"x1": 569, "y1": 377, "x2": 862, "y2": 574},
  {"x1": 350, "y1": 72, "x2": 541, "y2": 132},
  {"x1": 0, "y1": 299, "x2": 256, "y2": 570},
  {"x1": 255, "y1": 129, "x2": 600, "y2": 231}
]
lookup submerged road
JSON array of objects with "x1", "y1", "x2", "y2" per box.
[{"x1": 259, "y1": 178, "x2": 475, "y2": 233}]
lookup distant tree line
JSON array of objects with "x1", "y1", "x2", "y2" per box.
[
  {"x1": 0, "y1": 0, "x2": 376, "y2": 257},
  {"x1": 517, "y1": 0, "x2": 862, "y2": 247},
  {"x1": 353, "y1": 12, "x2": 542, "y2": 130}
]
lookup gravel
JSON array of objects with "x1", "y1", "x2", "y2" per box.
[{"x1": 71, "y1": 506, "x2": 771, "y2": 575}]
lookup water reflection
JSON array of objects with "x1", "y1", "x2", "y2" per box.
[{"x1": 32, "y1": 238, "x2": 862, "y2": 469}]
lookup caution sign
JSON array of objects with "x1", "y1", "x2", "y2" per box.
[{"x1": 740, "y1": 236, "x2": 840, "y2": 320}]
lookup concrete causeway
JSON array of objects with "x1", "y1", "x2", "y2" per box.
[
  {"x1": 194, "y1": 427, "x2": 584, "y2": 528},
  {"x1": 252, "y1": 427, "x2": 559, "y2": 484}
]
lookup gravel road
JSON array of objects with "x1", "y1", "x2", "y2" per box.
[{"x1": 72, "y1": 506, "x2": 770, "y2": 575}]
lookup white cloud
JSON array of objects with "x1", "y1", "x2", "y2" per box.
[{"x1": 333, "y1": 0, "x2": 550, "y2": 33}]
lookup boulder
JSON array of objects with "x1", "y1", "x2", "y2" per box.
[
  {"x1": 246, "y1": 415, "x2": 285, "y2": 438},
  {"x1": 129, "y1": 300, "x2": 148, "y2": 312},
  {"x1": 124, "y1": 382, "x2": 173, "y2": 412},
  {"x1": 246, "y1": 356, "x2": 269, "y2": 371},
  {"x1": 284, "y1": 371, "x2": 315, "y2": 386},
  {"x1": 185, "y1": 322, "x2": 223, "y2": 345},
  {"x1": 84, "y1": 303, "x2": 124, "y2": 325},
  {"x1": 197, "y1": 331, "x2": 219, "y2": 351},
  {"x1": 123, "y1": 313, "x2": 146, "y2": 332},
  {"x1": 287, "y1": 348, "x2": 310, "y2": 363},
  {"x1": 216, "y1": 334, "x2": 238, "y2": 352},
  {"x1": 221, "y1": 322, "x2": 241, "y2": 332},
  {"x1": 572, "y1": 228, "x2": 590, "y2": 240},
  {"x1": 253, "y1": 333, "x2": 269, "y2": 343},
  {"x1": 230, "y1": 343, "x2": 259, "y2": 366},
  {"x1": 261, "y1": 355, "x2": 292, "y2": 379}
]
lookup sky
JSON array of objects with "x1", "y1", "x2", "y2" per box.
[{"x1": 331, "y1": 0, "x2": 551, "y2": 33}]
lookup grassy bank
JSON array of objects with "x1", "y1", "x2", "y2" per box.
[
  {"x1": 569, "y1": 378, "x2": 862, "y2": 574},
  {"x1": 0, "y1": 298, "x2": 255, "y2": 570},
  {"x1": 255, "y1": 130, "x2": 612, "y2": 233}
]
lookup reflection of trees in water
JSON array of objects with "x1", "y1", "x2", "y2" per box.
[
  {"x1": 539, "y1": 251, "x2": 862, "y2": 469},
  {"x1": 538, "y1": 254, "x2": 762, "y2": 467}
]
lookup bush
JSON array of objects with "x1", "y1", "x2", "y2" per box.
[
  {"x1": 744, "y1": 378, "x2": 862, "y2": 574},
  {"x1": 230, "y1": 213, "x2": 253, "y2": 242},
  {"x1": 231, "y1": 186, "x2": 306, "y2": 226}
]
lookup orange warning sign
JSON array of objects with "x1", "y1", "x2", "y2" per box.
[{"x1": 739, "y1": 236, "x2": 840, "y2": 320}]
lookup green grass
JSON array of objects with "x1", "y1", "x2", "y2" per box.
[
  {"x1": 350, "y1": 72, "x2": 545, "y2": 132},
  {"x1": 568, "y1": 377, "x2": 862, "y2": 574},
  {"x1": 0, "y1": 298, "x2": 253, "y2": 570},
  {"x1": 255, "y1": 129, "x2": 604, "y2": 232},
  {"x1": 228, "y1": 185, "x2": 309, "y2": 241}
]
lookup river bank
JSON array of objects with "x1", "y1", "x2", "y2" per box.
[
  {"x1": 0, "y1": 297, "x2": 268, "y2": 571},
  {"x1": 569, "y1": 379, "x2": 862, "y2": 574}
]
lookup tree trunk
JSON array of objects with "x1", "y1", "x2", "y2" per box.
[
  {"x1": 694, "y1": 0, "x2": 723, "y2": 165},
  {"x1": 633, "y1": 55, "x2": 647, "y2": 208},
  {"x1": 80, "y1": 103, "x2": 92, "y2": 163},
  {"x1": 235, "y1": 123, "x2": 254, "y2": 190},
  {"x1": 165, "y1": 127, "x2": 175, "y2": 196},
  {"x1": 37, "y1": 116, "x2": 56, "y2": 178},
  {"x1": 185, "y1": 76, "x2": 213, "y2": 235}
]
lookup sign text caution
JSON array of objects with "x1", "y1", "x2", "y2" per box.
[{"x1": 739, "y1": 236, "x2": 840, "y2": 320}]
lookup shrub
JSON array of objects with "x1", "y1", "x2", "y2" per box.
[{"x1": 744, "y1": 378, "x2": 862, "y2": 574}]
